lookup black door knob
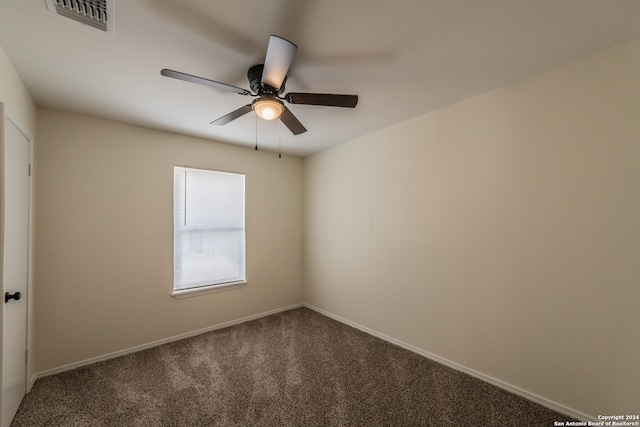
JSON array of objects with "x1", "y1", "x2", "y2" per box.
[{"x1": 4, "y1": 292, "x2": 21, "y2": 303}]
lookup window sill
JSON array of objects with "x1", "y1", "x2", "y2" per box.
[{"x1": 172, "y1": 281, "x2": 247, "y2": 299}]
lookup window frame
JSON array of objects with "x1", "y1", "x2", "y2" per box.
[{"x1": 172, "y1": 165, "x2": 247, "y2": 298}]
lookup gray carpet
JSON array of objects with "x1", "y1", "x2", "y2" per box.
[{"x1": 12, "y1": 307, "x2": 575, "y2": 426}]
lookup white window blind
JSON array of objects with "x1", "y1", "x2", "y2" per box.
[{"x1": 174, "y1": 167, "x2": 245, "y2": 291}]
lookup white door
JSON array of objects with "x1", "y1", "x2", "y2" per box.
[{"x1": 2, "y1": 116, "x2": 30, "y2": 427}]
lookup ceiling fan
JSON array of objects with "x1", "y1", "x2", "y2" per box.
[{"x1": 161, "y1": 35, "x2": 358, "y2": 135}]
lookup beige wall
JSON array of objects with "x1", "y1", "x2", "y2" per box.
[
  {"x1": 0, "y1": 45, "x2": 37, "y2": 132},
  {"x1": 34, "y1": 109, "x2": 304, "y2": 372},
  {"x1": 304, "y1": 39, "x2": 640, "y2": 418}
]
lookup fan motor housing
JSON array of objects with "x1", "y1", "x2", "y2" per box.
[
  {"x1": 247, "y1": 64, "x2": 263, "y2": 93},
  {"x1": 247, "y1": 64, "x2": 285, "y2": 95}
]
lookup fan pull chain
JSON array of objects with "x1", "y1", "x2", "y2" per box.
[
  {"x1": 255, "y1": 114, "x2": 258, "y2": 151},
  {"x1": 278, "y1": 121, "x2": 282, "y2": 158}
]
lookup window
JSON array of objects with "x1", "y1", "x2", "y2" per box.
[{"x1": 173, "y1": 167, "x2": 246, "y2": 296}]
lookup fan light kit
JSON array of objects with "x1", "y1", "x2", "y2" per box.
[
  {"x1": 253, "y1": 97, "x2": 284, "y2": 120},
  {"x1": 161, "y1": 35, "x2": 358, "y2": 135}
]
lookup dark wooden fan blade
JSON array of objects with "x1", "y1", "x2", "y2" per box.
[
  {"x1": 279, "y1": 106, "x2": 307, "y2": 135},
  {"x1": 261, "y1": 36, "x2": 297, "y2": 90},
  {"x1": 161, "y1": 69, "x2": 250, "y2": 95},
  {"x1": 285, "y1": 93, "x2": 358, "y2": 108},
  {"x1": 210, "y1": 105, "x2": 253, "y2": 125}
]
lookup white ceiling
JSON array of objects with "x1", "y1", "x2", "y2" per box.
[{"x1": 1, "y1": 1, "x2": 640, "y2": 157}]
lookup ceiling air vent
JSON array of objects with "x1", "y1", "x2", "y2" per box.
[{"x1": 47, "y1": 0, "x2": 110, "y2": 32}]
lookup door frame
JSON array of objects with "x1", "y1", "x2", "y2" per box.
[{"x1": 0, "y1": 103, "x2": 35, "y2": 420}]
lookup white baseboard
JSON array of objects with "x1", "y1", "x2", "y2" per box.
[
  {"x1": 34, "y1": 303, "x2": 304, "y2": 380},
  {"x1": 303, "y1": 303, "x2": 595, "y2": 423}
]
